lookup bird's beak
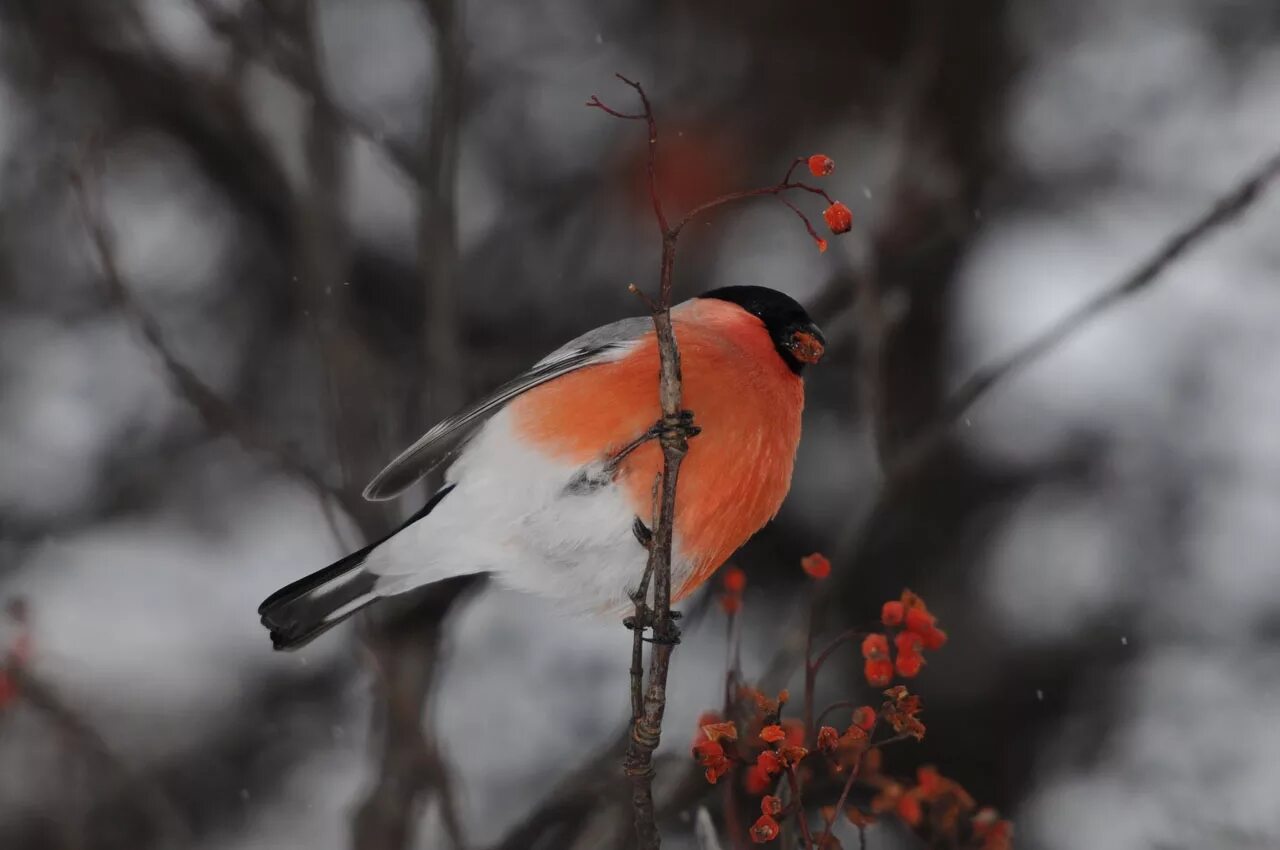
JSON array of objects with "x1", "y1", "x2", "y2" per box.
[{"x1": 788, "y1": 327, "x2": 825, "y2": 365}]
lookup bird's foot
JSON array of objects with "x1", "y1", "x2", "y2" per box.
[
  {"x1": 649, "y1": 409, "x2": 700, "y2": 444},
  {"x1": 632, "y1": 516, "x2": 653, "y2": 549},
  {"x1": 624, "y1": 598, "x2": 682, "y2": 645},
  {"x1": 649, "y1": 614, "x2": 682, "y2": 645}
]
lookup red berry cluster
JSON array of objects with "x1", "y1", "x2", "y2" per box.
[{"x1": 862, "y1": 590, "x2": 947, "y2": 686}]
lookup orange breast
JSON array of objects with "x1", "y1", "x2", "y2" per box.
[{"x1": 508, "y1": 298, "x2": 804, "y2": 600}]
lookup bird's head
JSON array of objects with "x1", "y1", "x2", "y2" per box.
[{"x1": 698, "y1": 285, "x2": 826, "y2": 374}]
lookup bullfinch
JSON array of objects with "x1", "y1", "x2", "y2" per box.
[{"x1": 259, "y1": 285, "x2": 825, "y2": 650}]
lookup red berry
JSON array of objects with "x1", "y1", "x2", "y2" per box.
[
  {"x1": 861, "y1": 633, "x2": 889, "y2": 660},
  {"x1": 801, "y1": 552, "x2": 831, "y2": 579},
  {"x1": 895, "y1": 650, "x2": 924, "y2": 678},
  {"x1": 807, "y1": 154, "x2": 835, "y2": 177},
  {"x1": 851, "y1": 706, "x2": 876, "y2": 732},
  {"x1": 823, "y1": 202, "x2": 853, "y2": 234},
  {"x1": 750, "y1": 814, "x2": 781, "y2": 842},
  {"x1": 904, "y1": 607, "x2": 936, "y2": 637},
  {"x1": 722, "y1": 566, "x2": 747, "y2": 593},
  {"x1": 864, "y1": 658, "x2": 893, "y2": 687}
]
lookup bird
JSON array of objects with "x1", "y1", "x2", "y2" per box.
[{"x1": 258, "y1": 285, "x2": 825, "y2": 650}]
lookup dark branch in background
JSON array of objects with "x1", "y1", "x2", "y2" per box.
[
  {"x1": 587, "y1": 74, "x2": 850, "y2": 850},
  {"x1": 352, "y1": 579, "x2": 472, "y2": 850},
  {"x1": 353, "y1": 1, "x2": 472, "y2": 849},
  {"x1": 2, "y1": 661, "x2": 191, "y2": 847},
  {"x1": 69, "y1": 166, "x2": 355, "y2": 545},
  {"x1": 887, "y1": 146, "x2": 1280, "y2": 480},
  {"x1": 191, "y1": 0, "x2": 421, "y2": 179},
  {"x1": 414, "y1": 0, "x2": 466, "y2": 431},
  {"x1": 27, "y1": 5, "x2": 474, "y2": 850}
]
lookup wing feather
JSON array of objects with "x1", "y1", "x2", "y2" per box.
[{"x1": 362, "y1": 316, "x2": 651, "y2": 500}]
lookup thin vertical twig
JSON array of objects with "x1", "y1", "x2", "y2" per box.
[
  {"x1": 588, "y1": 73, "x2": 853, "y2": 848},
  {"x1": 597, "y1": 74, "x2": 688, "y2": 850}
]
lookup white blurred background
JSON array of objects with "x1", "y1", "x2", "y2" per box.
[{"x1": 1, "y1": 1, "x2": 1278, "y2": 848}]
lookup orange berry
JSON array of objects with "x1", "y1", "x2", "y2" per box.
[
  {"x1": 904, "y1": 607, "x2": 936, "y2": 637},
  {"x1": 895, "y1": 631, "x2": 922, "y2": 654},
  {"x1": 916, "y1": 765, "x2": 944, "y2": 798},
  {"x1": 823, "y1": 202, "x2": 853, "y2": 234},
  {"x1": 757, "y1": 750, "x2": 783, "y2": 776},
  {"x1": 851, "y1": 706, "x2": 877, "y2": 731},
  {"x1": 896, "y1": 793, "x2": 923, "y2": 827},
  {"x1": 864, "y1": 658, "x2": 893, "y2": 687},
  {"x1": 761, "y1": 794, "x2": 783, "y2": 816},
  {"x1": 881, "y1": 600, "x2": 905, "y2": 626},
  {"x1": 861, "y1": 633, "x2": 889, "y2": 660},
  {"x1": 750, "y1": 814, "x2": 781, "y2": 842},
  {"x1": 723, "y1": 566, "x2": 747, "y2": 593},
  {"x1": 895, "y1": 650, "x2": 924, "y2": 678},
  {"x1": 807, "y1": 154, "x2": 835, "y2": 177},
  {"x1": 801, "y1": 552, "x2": 832, "y2": 579},
  {"x1": 760, "y1": 724, "x2": 786, "y2": 744}
]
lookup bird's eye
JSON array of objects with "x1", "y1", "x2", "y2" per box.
[{"x1": 788, "y1": 330, "x2": 825, "y2": 364}]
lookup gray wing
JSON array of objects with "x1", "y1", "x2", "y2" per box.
[{"x1": 362, "y1": 316, "x2": 652, "y2": 501}]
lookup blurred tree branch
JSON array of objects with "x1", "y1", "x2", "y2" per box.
[
  {"x1": 69, "y1": 163, "x2": 356, "y2": 544},
  {"x1": 2, "y1": 661, "x2": 191, "y2": 848},
  {"x1": 350, "y1": 1, "x2": 473, "y2": 849},
  {"x1": 891, "y1": 147, "x2": 1280, "y2": 479},
  {"x1": 191, "y1": 0, "x2": 421, "y2": 178},
  {"x1": 56, "y1": 4, "x2": 480, "y2": 846}
]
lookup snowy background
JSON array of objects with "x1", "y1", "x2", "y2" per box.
[{"x1": 2, "y1": 1, "x2": 1279, "y2": 849}]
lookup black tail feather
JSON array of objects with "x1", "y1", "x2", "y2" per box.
[
  {"x1": 258, "y1": 543, "x2": 379, "y2": 650},
  {"x1": 258, "y1": 484, "x2": 456, "y2": 651}
]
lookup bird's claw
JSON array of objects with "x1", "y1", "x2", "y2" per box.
[
  {"x1": 632, "y1": 517, "x2": 653, "y2": 549},
  {"x1": 648, "y1": 618, "x2": 682, "y2": 645},
  {"x1": 624, "y1": 601, "x2": 682, "y2": 645},
  {"x1": 648, "y1": 410, "x2": 700, "y2": 443}
]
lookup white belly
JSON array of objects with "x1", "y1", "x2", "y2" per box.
[{"x1": 362, "y1": 410, "x2": 689, "y2": 616}]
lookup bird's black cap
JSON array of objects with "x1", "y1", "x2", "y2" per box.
[{"x1": 699, "y1": 285, "x2": 826, "y2": 374}]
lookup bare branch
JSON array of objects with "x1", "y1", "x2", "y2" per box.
[
  {"x1": 591, "y1": 74, "x2": 691, "y2": 850},
  {"x1": 3, "y1": 661, "x2": 191, "y2": 846},
  {"x1": 588, "y1": 74, "x2": 669, "y2": 234},
  {"x1": 68, "y1": 166, "x2": 357, "y2": 538},
  {"x1": 191, "y1": 0, "x2": 421, "y2": 179},
  {"x1": 352, "y1": 2, "x2": 472, "y2": 848},
  {"x1": 887, "y1": 145, "x2": 1280, "y2": 480}
]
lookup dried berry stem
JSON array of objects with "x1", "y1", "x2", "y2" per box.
[
  {"x1": 814, "y1": 736, "x2": 871, "y2": 849},
  {"x1": 811, "y1": 628, "x2": 870, "y2": 676},
  {"x1": 784, "y1": 765, "x2": 817, "y2": 848},
  {"x1": 813, "y1": 700, "x2": 861, "y2": 730}
]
